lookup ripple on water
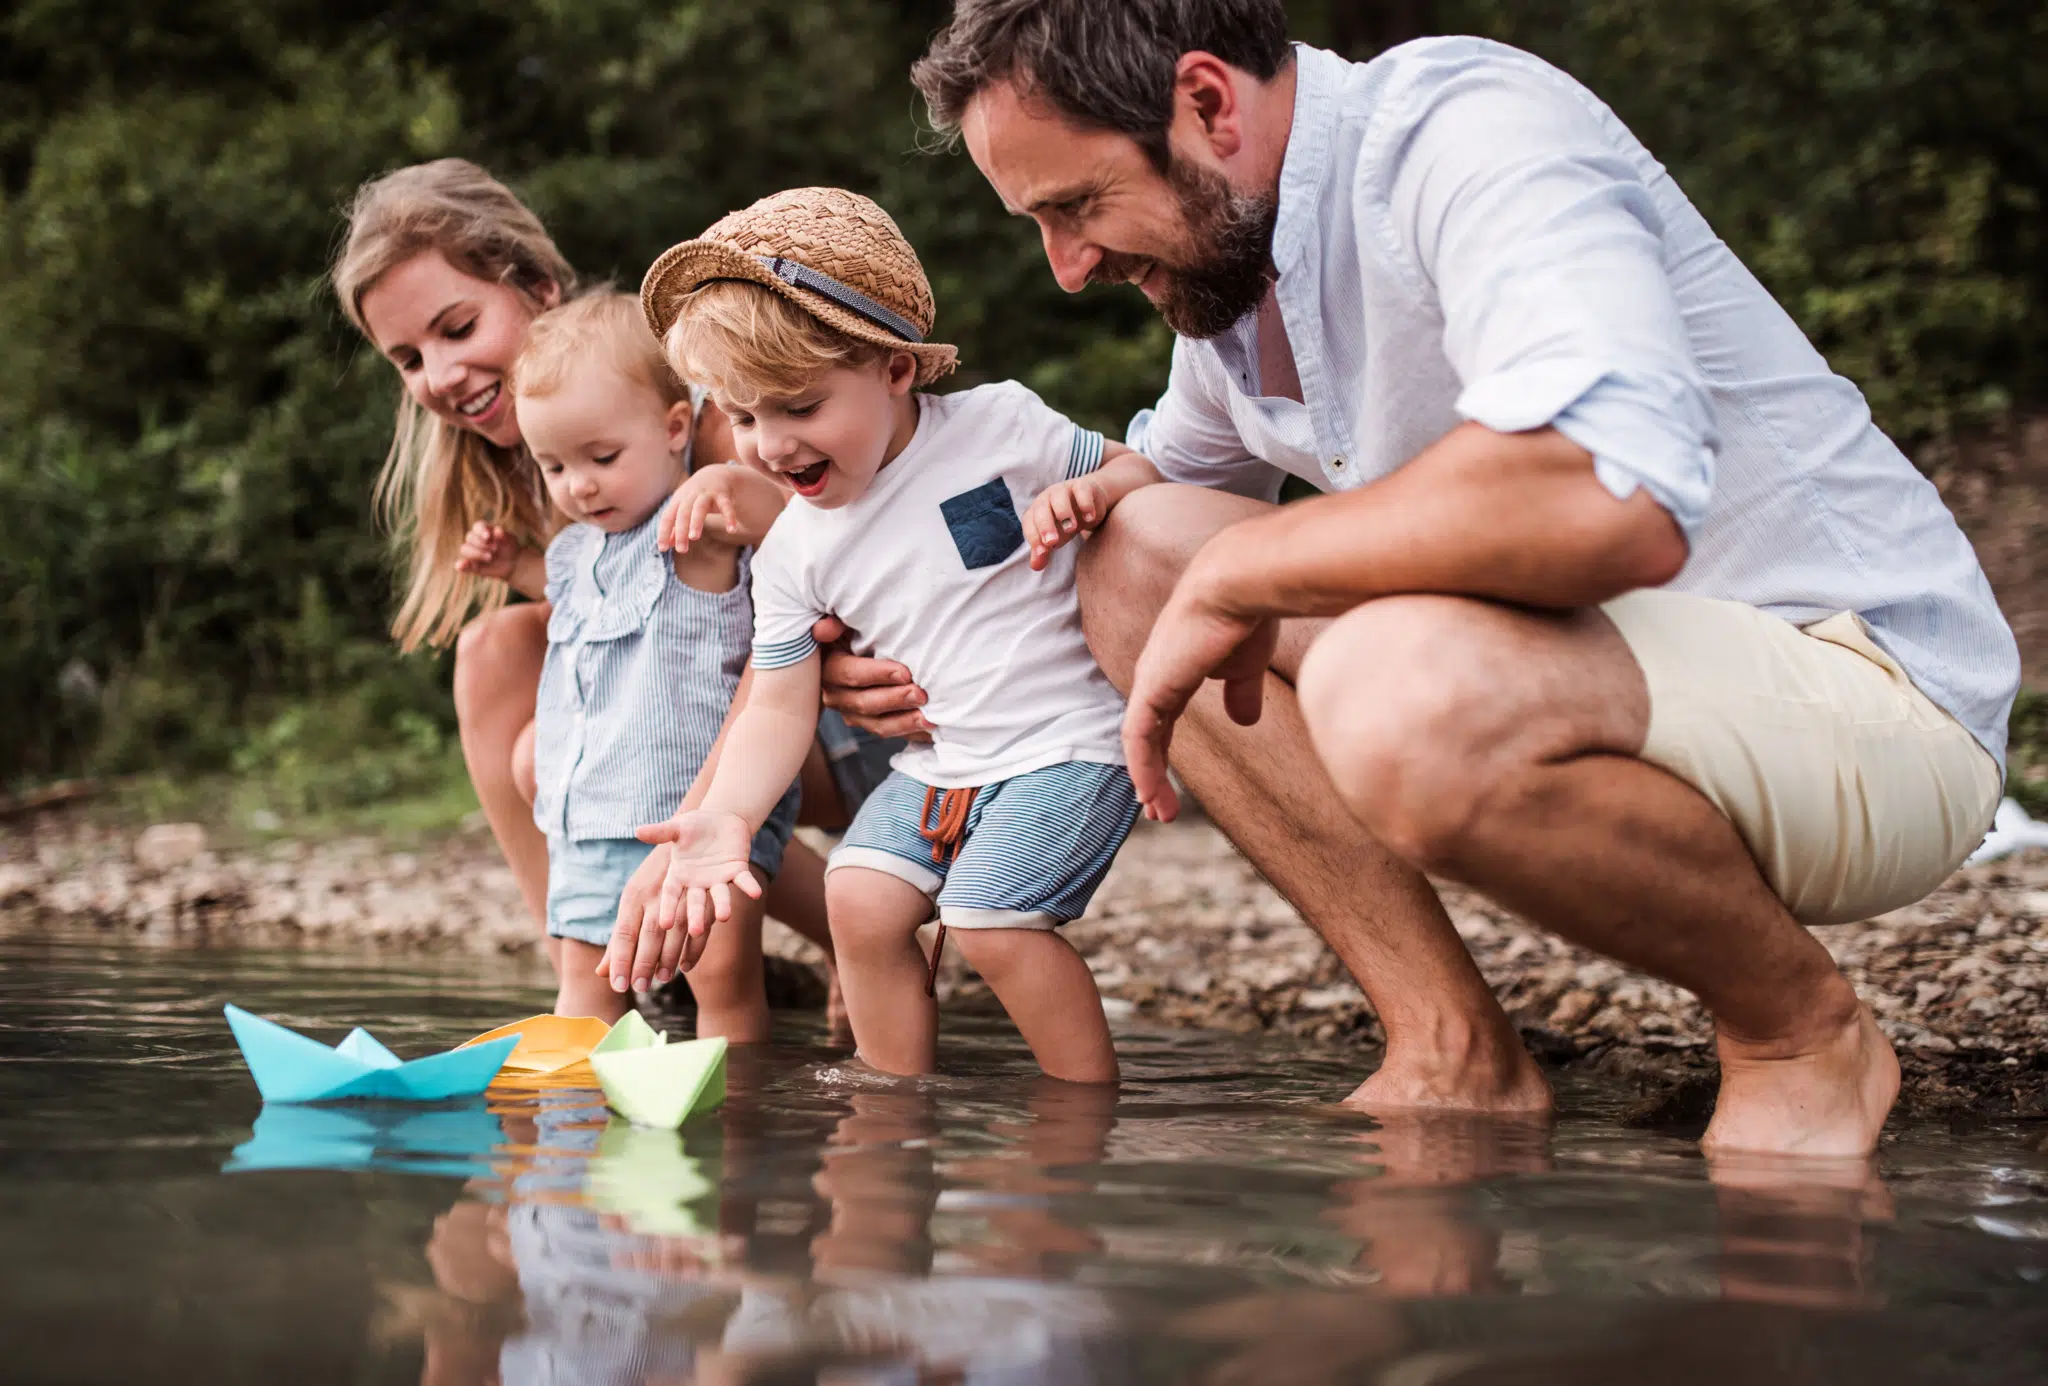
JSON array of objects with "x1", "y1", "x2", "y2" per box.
[{"x1": 1, "y1": 924, "x2": 2045, "y2": 1385}]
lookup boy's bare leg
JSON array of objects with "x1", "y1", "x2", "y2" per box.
[
  {"x1": 827, "y1": 867, "x2": 940, "y2": 1074},
  {"x1": 555, "y1": 939, "x2": 631, "y2": 1022},
  {"x1": 1080, "y1": 488, "x2": 1547, "y2": 1113},
  {"x1": 453, "y1": 603, "x2": 554, "y2": 962},
  {"x1": 687, "y1": 892, "x2": 772, "y2": 1044},
  {"x1": 950, "y1": 928, "x2": 1118, "y2": 1085}
]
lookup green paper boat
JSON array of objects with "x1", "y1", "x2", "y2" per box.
[
  {"x1": 589, "y1": 1010, "x2": 727, "y2": 1128},
  {"x1": 584, "y1": 1119, "x2": 715, "y2": 1236}
]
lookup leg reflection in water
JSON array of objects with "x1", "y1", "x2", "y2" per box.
[
  {"x1": 703, "y1": 1080, "x2": 1129, "y2": 1383},
  {"x1": 1173, "y1": 1110, "x2": 1553, "y2": 1386}
]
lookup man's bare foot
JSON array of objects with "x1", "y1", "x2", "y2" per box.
[
  {"x1": 1702, "y1": 1001, "x2": 1900, "y2": 1157},
  {"x1": 1342, "y1": 1033, "x2": 1552, "y2": 1115}
]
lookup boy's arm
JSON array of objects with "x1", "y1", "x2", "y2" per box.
[{"x1": 1025, "y1": 440, "x2": 1162, "y2": 570}]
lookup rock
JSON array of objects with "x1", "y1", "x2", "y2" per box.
[{"x1": 134, "y1": 823, "x2": 208, "y2": 872}]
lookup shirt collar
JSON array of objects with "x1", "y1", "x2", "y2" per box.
[{"x1": 1270, "y1": 43, "x2": 1343, "y2": 274}]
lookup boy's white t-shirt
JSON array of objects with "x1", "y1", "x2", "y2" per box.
[{"x1": 750, "y1": 381, "x2": 1125, "y2": 790}]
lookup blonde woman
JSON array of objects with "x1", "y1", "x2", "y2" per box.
[{"x1": 332, "y1": 159, "x2": 886, "y2": 987}]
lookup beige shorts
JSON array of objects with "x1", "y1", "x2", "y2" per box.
[{"x1": 1603, "y1": 590, "x2": 2001, "y2": 925}]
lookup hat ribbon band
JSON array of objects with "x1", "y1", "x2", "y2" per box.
[{"x1": 759, "y1": 256, "x2": 926, "y2": 344}]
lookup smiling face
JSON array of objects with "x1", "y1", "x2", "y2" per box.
[
  {"x1": 960, "y1": 79, "x2": 1278, "y2": 339},
  {"x1": 515, "y1": 359, "x2": 690, "y2": 533},
  {"x1": 358, "y1": 250, "x2": 554, "y2": 448},
  {"x1": 713, "y1": 354, "x2": 920, "y2": 511}
]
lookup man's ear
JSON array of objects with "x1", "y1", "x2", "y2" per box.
[
  {"x1": 665, "y1": 397, "x2": 696, "y2": 454},
  {"x1": 1172, "y1": 51, "x2": 1246, "y2": 160}
]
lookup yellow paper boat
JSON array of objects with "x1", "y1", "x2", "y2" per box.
[
  {"x1": 589, "y1": 1011, "x2": 727, "y2": 1129},
  {"x1": 459, "y1": 1013, "x2": 614, "y2": 1080},
  {"x1": 583, "y1": 1119, "x2": 716, "y2": 1237}
]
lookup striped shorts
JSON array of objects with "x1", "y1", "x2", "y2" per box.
[{"x1": 826, "y1": 761, "x2": 1140, "y2": 930}]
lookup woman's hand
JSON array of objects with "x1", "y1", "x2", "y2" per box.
[{"x1": 813, "y1": 615, "x2": 934, "y2": 742}]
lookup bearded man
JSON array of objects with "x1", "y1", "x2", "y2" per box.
[{"x1": 811, "y1": 0, "x2": 2018, "y2": 1156}]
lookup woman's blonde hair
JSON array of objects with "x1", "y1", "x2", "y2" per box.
[
  {"x1": 332, "y1": 158, "x2": 577, "y2": 651},
  {"x1": 666, "y1": 279, "x2": 890, "y2": 410},
  {"x1": 512, "y1": 291, "x2": 690, "y2": 413}
]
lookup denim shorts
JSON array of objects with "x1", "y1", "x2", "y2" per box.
[
  {"x1": 546, "y1": 781, "x2": 799, "y2": 945},
  {"x1": 825, "y1": 761, "x2": 1139, "y2": 930}
]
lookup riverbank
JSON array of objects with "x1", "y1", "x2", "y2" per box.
[{"x1": 4, "y1": 806, "x2": 2042, "y2": 1125}]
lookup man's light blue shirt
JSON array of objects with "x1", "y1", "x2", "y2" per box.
[{"x1": 1136, "y1": 38, "x2": 2018, "y2": 765}]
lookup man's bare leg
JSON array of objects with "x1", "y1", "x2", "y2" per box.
[
  {"x1": 1294, "y1": 595, "x2": 1898, "y2": 1156},
  {"x1": 1080, "y1": 486, "x2": 1548, "y2": 1112}
]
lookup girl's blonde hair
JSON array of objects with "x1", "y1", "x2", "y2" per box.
[
  {"x1": 512, "y1": 291, "x2": 690, "y2": 413},
  {"x1": 332, "y1": 159, "x2": 577, "y2": 651},
  {"x1": 666, "y1": 279, "x2": 890, "y2": 410}
]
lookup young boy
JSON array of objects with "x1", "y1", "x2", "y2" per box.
[
  {"x1": 614, "y1": 188, "x2": 1161, "y2": 1084},
  {"x1": 462, "y1": 290, "x2": 802, "y2": 1033}
]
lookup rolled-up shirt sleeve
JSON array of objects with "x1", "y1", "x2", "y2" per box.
[
  {"x1": 1128, "y1": 336, "x2": 1287, "y2": 503},
  {"x1": 1378, "y1": 58, "x2": 1717, "y2": 535}
]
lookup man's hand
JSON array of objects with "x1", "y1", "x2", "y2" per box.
[
  {"x1": 1024, "y1": 474, "x2": 1114, "y2": 570},
  {"x1": 813, "y1": 615, "x2": 934, "y2": 742},
  {"x1": 1121, "y1": 551, "x2": 1279, "y2": 823}
]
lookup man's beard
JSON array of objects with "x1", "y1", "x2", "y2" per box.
[{"x1": 1092, "y1": 158, "x2": 1277, "y2": 339}]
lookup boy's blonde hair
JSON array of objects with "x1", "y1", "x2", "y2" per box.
[
  {"x1": 513, "y1": 290, "x2": 690, "y2": 412},
  {"x1": 665, "y1": 279, "x2": 892, "y2": 410},
  {"x1": 332, "y1": 158, "x2": 575, "y2": 652}
]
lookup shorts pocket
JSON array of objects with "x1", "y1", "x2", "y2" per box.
[{"x1": 939, "y1": 478, "x2": 1024, "y2": 570}]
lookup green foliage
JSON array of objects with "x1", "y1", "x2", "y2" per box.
[
  {"x1": 0, "y1": 0, "x2": 2041, "y2": 798},
  {"x1": 1441, "y1": 0, "x2": 2048, "y2": 441},
  {"x1": 2005, "y1": 690, "x2": 2048, "y2": 817}
]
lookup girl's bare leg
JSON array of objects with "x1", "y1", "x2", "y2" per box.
[
  {"x1": 827, "y1": 867, "x2": 939, "y2": 1074},
  {"x1": 950, "y1": 929, "x2": 1117, "y2": 1085},
  {"x1": 687, "y1": 892, "x2": 772, "y2": 1044},
  {"x1": 555, "y1": 939, "x2": 631, "y2": 1022},
  {"x1": 453, "y1": 603, "x2": 553, "y2": 958}
]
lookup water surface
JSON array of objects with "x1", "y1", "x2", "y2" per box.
[{"x1": 2, "y1": 925, "x2": 2044, "y2": 1385}]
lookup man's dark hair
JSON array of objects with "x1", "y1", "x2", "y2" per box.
[{"x1": 911, "y1": 0, "x2": 1291, "y2": 169}]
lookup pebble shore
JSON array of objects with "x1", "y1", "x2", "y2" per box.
[{"x1": 5, "y1": 808, "x2": 2043, "y2": 1121}]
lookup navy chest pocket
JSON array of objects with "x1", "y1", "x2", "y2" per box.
[{"x1": 938, "y1": 478, "x2": 1024, "y2": 570}]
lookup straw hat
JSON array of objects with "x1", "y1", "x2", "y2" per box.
[{"x1": 640, "y1": 188, "x2": 959, "y2": 386}]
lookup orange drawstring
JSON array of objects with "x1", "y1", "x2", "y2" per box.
[{"x1": 918, "y1": 785, "x2": 978, "y2": 998}]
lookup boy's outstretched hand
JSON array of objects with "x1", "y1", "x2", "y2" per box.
[
  {"x1": 595, "y1": 810, "x2": 762, "y2": 992},
  {"x1": 1024, "y1": 475, "x2": 1114, "y2": 570}
]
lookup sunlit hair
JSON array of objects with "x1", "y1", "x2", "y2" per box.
[
  {"x1": 665, "y1": 279, "x2": 891, "y2": 410},
  {"x1": 511, "y1": 291, "x2": 689, "y2": 414},
  {"x1": 331, "y1": 158, "x2": 576, "y2": 652}
]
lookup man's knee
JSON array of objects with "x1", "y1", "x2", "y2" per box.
[
  {"x1": 1295, "y1": 598, "x2": 1505, "y2": 870},
  {"x1": 1078, "y1": 484, "x2": 1271, "y2": 690}
]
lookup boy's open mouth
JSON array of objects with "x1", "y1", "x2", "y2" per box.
[{"x1": 785, "y1": 459, "x2": 830, "y2": 497}]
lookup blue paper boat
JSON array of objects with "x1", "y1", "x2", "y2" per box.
[
  {"x1": 224, "y1": 1100, "x2": 507, "y2": 1177},
  {"x1": 223, "y1": 1004, "x2": 518, "y2": 1103}
]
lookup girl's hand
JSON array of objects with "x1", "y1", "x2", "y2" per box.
[
  {"x1": 455, "y1": 522, "x2": 522, "y2": 581},
  {"x1": 1025, "y1": 475, "x2": 1114, "y2": 570},
  {"x1": 659, "y1": 465, "x2": 787, "y2": 553}
]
